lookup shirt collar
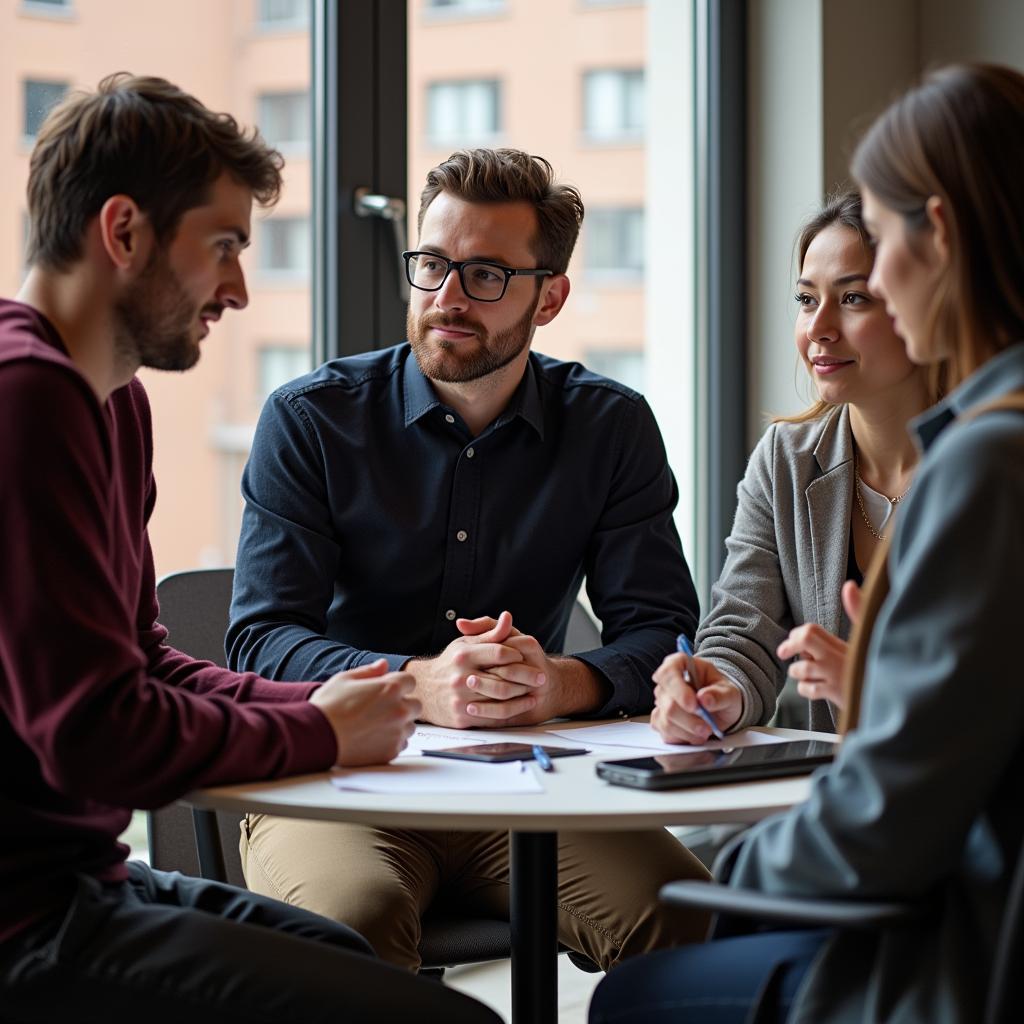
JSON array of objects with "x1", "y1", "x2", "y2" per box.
[
  {"x1": 402, "y1": 347, "x2": 442, "y2": 426},
  {"x1": 911, "y1": 342, "x2": 1024, "y2": 453},
  {"x1": 401, "y1": 345, "x2": 545, "y2": 439}
]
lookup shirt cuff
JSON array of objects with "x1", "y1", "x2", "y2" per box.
[{"x1": 570, "y1": 648, "x2": 652, "y2": 719}]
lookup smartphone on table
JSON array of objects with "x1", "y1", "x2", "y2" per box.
[
  {"x1": 596, "y1": 740, "x2": 835, "y2": 790},
  {"x1": 423, "y1": 742, "x2": 589, "y2": 763}
]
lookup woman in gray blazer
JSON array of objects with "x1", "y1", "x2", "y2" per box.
[
  {"x1": 652, "y1": 190, "x2": 940, "y2": 740},
  {"x1": 591, "y1": 61, "x2": 1024, "y2": 1024}
]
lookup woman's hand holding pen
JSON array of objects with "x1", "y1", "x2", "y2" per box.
[{"x1": 651, "y1": 653, "x2": 743, "y2": 745}]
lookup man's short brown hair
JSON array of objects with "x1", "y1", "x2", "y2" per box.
[
  {"x1": 417, "y1": 148, "x2": 584, "y2": 274},
  {"x1": 26, "y1": 73, "x2": 284, "y2": 271}
]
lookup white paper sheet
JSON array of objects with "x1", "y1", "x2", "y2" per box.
[
  {"x1": 331, "y1": 758, "x2": 544, "y2": 795},
  {"x1": 547, "y1": 722, "x2": 819, "y2": 755},
  {"x1": 398, "y1": 727, "x2": 495, "y2": 757}
]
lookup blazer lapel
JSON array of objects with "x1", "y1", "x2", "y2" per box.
[{"x1": 805, "y1": 407, "x2": 854, "y2": 638}]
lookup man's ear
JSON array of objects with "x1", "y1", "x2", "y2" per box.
[
  {"x1": 533, "y1": 274, "x2": 570, "y2": 327},
  {"x1": 97, "y1": 195, "x2": 152, "y2": 272},
  {"x1": 924, "y1": 195, "x2": 950, "y2": 267}
]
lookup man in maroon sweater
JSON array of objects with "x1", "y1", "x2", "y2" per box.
[{"x1": 0, "y1": 74, "x2": 498, "y2": 1023}]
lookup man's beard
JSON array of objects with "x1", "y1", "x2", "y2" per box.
[
  {"x1": 114, "y1": 248, "x2": 209, "y2": 373},
  {"x1": 407, "y1": 300, "x2": 535, "y2": 384}
]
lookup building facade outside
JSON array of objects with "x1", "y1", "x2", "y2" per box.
[{"x1": 2, "y1": 0, "x2": 647, "y2": 579}]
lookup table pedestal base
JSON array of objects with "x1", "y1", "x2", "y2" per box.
[{"x1": 510, "y1": 831, "x2": 558, "y2": 1024}]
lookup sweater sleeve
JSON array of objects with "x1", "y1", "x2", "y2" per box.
[{"x1": 0, "y1": 363, "x2": 336, "y2": 810}]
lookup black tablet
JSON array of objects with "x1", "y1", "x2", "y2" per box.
[{"x1": 595, "y1": 740, "x2": 836, "y2": 790}]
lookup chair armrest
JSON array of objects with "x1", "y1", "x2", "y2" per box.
[{"x1": 660, "y1": 881, "x2": 923, "y2": 930}]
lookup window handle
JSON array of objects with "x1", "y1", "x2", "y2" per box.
[{"x1": 353, "y1": 188, "x2": 409, "y2": 301}]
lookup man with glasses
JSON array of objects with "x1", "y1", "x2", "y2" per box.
[{"x1": 228, "y1": 147, "x2": 709, "y2": 972}]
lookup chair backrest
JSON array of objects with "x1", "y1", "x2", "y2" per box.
[
  {"x1": 156, "y1": 567, "x2": 235, "y2": 665},
  {"x1": 149, "y1": 568, "x2": 247, "y2": 887},
  {"x1": 564, "y1": 600, "x2": 601, "y2": 654}
]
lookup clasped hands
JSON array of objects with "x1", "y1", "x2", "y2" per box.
[
  {"x1": 652, "y1": 580, "x2": 861, "y2": 744},
  {"x1": 404, "y1": 610, "x2": 557, "y2": 729}
]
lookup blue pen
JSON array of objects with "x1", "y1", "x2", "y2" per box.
[
  {"x1": 675, "y1": 635, "x2": 725, "y2": 740},
  {"x1": 531, "y1": 744, "x2": 554, "y2": 772}
]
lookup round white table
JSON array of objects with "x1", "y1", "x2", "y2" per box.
[{"x1": 186, "y1": 723, "x2": 835, "y2": 1024}]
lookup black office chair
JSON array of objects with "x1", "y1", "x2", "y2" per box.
[
  {"x1": 659, "y1": 829, "x2": 1024, "y2": 1024},
  {"x1": 148, "y1": 568, "x2": 602, "y2": 972}
]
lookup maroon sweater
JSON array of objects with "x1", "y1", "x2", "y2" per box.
[{"x1": 0, "y1": 299, "x2": 337, "y2": 944}]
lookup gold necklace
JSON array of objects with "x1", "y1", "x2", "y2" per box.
[{"x1": 854, "y1": 452, "x2": 911, "y2": 541}]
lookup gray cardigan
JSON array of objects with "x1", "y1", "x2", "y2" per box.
[
  {"x1": 728, "y1": 343, "x2": 1024, "y2": 1023},
  {"x1": 697, "y1": 405, "x2": 855, "y2": 732}
]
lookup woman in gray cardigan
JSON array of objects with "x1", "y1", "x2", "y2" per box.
[
  {"x1": 652, "y1": 190, "x2": 939, "y2": 740},
  {"x1": 591, "y1": 61, "x2": 1024, "y2": 1024}
]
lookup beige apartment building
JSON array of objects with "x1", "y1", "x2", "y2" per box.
[{"x1": 2, "y1": 0, "x2": 647, "y2": 578}]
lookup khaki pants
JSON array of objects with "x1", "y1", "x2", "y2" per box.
[{"x1": 240, "y1": 814, "x2": 711, "y2": 972}]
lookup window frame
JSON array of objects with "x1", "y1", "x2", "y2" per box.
[{"x1": 312, "y1": 0, "x2": 408, "y2": 362}]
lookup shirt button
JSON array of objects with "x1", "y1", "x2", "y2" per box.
[
  {"x1": 445, "y1": 414, "x2": 455, "y2": 424},
  {"x1": 466, "y1": 447, "x2": 475, "y2": 458},
  {"x1": 456, "y1": 530, "x2": 468, "y2": 542},
  {"x1": 445, "y1": 609, "x2": 457, "y2": 621}
]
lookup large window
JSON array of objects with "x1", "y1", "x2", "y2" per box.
[
  {"x1": 426, "y1": 79, "x2": 501, "y2": 147},
  {"x1": 583, "y1": 69, "x2": 645, "y2": 143},
  {"x1": 4, "y1": 3, "x2": 314, "y2": 577},
  {"x1": 22, "y1": 79, "x2": 68, "y2": 139}
]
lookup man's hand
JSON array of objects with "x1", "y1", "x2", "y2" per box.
[
  {"x1": 776, "y1": 581, "x2": 861, "y2": 709},
  {"x1": 310, "y1": 659, "x2": 420, "y2": 766},
  {"x1": 404, "y1": 611, "x2": 545, "y2": 727},
  {"x1": 453, "y1": 613, "x2": 606, "y2": 726},
  {"x1": 651, "y1": 652, "x2": 743, "y2": 744}
]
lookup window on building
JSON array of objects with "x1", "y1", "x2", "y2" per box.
[
  {"x1": 425, "y1": 0, "x2": 505, "y2": 13},
  {"x1": 23, "y1": 79, "x2": 68, "y2": 139},
  {"x1": 256, "y1": 0, "x2": 308, "y2": 30},
  {"x1": 583, "y1": 69, "x2": 644, "y2": 142},
  {"x1": 426, "y1": 79, "x2": 500, "y2": 147},
  {"x1": 259, "y1": 217, "x2": 310, "y2": 276},
  {"x1": 586, "y1": 208, "x2": 644, "y2": 277},
  {"x1": 257, "y1": 90, "x2": 309, "y2": 147},
  {"x1": 258, "y1": 345, "x2": 311, "y2": 399},
  {"x1": 583, "y1": 349, "x2": 644, "y2": 392},
  {"x1": 20, "y1": 0, "x2": 72, "y2": 11}
]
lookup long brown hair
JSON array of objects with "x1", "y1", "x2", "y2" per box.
[
  {"x1": 851, "y1": 63, "x2": 1024, "y2": 389},
  {"x1": 27, "y1": 73, "x2": 284, "y2": 271},
  {"x1": 417, "y1": 149, "x2": 584, "y2": 274}
]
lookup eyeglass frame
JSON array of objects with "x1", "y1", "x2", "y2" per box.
[{"x1": 402, "y1": 250, "x2": 554, "y2": 303}]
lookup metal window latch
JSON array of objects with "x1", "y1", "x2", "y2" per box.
[{"x1": 353, "y1": 187, "x2": 409, "y2": 300}]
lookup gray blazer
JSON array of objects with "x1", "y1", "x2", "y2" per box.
[
  {"x1": 728, "y1": 343, "x2": 1024, "y2": 1023},
  {"x1": 697, "y1": 405, "x2": 855, "y2": 732}
]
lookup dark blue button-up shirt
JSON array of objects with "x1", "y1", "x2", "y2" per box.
[{"x1": 227, "y1": 343, "x2": 699, "y2": 717}]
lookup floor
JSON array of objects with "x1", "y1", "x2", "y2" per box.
[{"x1": 446, "y1": 956, "x2": 603, "y2": 1024}]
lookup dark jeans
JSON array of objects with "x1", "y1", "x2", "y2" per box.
[
  {"x1": 589, "y1": 929, "x2": 829, "y2": 1024},
  {"x1": 0, "y1": 861, "x2": 500, "y2": 1024}
]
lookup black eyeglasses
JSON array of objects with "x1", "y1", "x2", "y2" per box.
[{"x1": 402, "y1": 251, "x2": 553, "y2": 303}]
